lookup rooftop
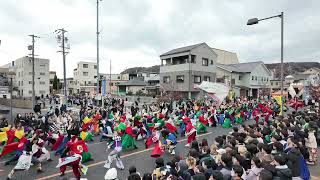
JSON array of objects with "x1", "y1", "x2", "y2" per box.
[
  {"x1": 160, "y1": 43, "x2": 204, "y2": 57},
  {"x1": 216, "y1": 61, "x2": 263, "y2": 73},
  {"x1": 118, "y1": 78, "x2": 147, "y2": 86}
]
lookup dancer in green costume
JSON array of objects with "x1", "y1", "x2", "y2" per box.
[{"x1": 222, "y1": 117, "x2": 232, "y2": 128}]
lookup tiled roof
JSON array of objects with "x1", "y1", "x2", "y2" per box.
[
  {"x1": 118, "y1": 78, "x2": 147, "y2": 86},
  {"x1": 160, "y1": 43, "x2": 205, "y2": 56}
]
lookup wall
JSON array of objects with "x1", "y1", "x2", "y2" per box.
[
  {"x1": 0, "y1": 98, "x2": 32, "y2": 108},
  {"x1": 190, "y1": 44, "x2": 217, "y2": 72},
  {"x1": 13, "y1": 57, "x2": 50, "y2": 97},
  {"x1": 249, "y1": 64, "x2": 272, "y2": 87},
  {"x1": 127, "y1": 86, "x2": 146, "y2": 94},
  {"x1": 212, "y1": 48, "x2": 239, "y2": 64},
  {"x1": 160, "y1": 70, "x2": 216, "y2": 92}
]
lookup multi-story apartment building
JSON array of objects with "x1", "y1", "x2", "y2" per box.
[
  {"x1": 160, "y1": 42, "x2": 221, "y2": 98},
  {"x1": 49, "y1": 71, "x2": 56, "y2": 94},
  {"x1": 8, "y1": 56, "x2": 50, "y2": 98},
  {"x1": 73, "y1": 61, "x2": 97, "y2": 94}
]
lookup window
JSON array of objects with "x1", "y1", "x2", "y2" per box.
[
  {"x1": 239, "y1": 76, "x2": 242, "y2": 80},
  {"x1": 83, "y1": 64, "x2": 88, "y2": 68},
  {"x1": 94, "y1": 65, "x2": 97, "y2": 69},
  {"x1": 276, "y1": 82, "x2": 279, "y2": 86},
  {"x1": 255, "y1": 76, "x2": 257, "y2": 81},
  {"x1": 194, "y1": 76, "x2": 201, "y2": 83},
  {"x1": 271, "y1": 82, "x2": 273, "y2": 86},
  {"x1": 251, "y1": 76, "x2": 254, "y2": 80},
  {"x1": 176, "y1": 75, "x2": 184, "y2": 83},
  {"x1": 21, "y1": 81, "x2": 23, "y2": 86},
  {"x1": 109, "y1": 83, "x2": 114, "y2": 86},
  {"x1": 29, "y1": 72, "x2": 32, "y2": 75},
  {"x1": 117, "y1": 76, "x2": 120, "y2": 80},
  {"x1": 191, "y1": 55, "x2": 196, "y2": 63},
  {"x1": 18, "y1": 81, "x2": 20, "y2": 86},
  {"x1": 204, "y1": 76, "x2": 210, "y2": 82},
  {"x1": 40, "y1": 72, "x2": 45, "y2": 76},
  {"x1": 39, "y1": 90, "x2": 45, "y2": 94},
  {"x1": 28, "y1": 90, "x2": 32, "y2": 94},
  {"x1": 163, "y1": 76, "x2": 170, "y2": 83},
  {"x1": 210, "y1": 60, "x2": 214, "y2": 65},
  {"x1": 267, "y1": 78, "x2": 269, "y2": 82},
  {"x1": 83, "y1": 72, "x2": 88, "y2": 76},
  {"x1": 40, "y1": 64, "x2": 45, "y2": 67},
  {"x1": 40, "y1": 81, "x2": 45, "y2": 85},
  {"x1": 29, "y1": 81, "x2": 32, "y2": 84},
  {"x1": 231, "y1": 79, "x2": 235, "y2": 85},
  {"x1": 202, "y1": 58, "x2": 209, "y2": 66}
]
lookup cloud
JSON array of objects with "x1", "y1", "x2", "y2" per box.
[{"x1": 0, "y1": 0, "x2": 319, "y2": 78}]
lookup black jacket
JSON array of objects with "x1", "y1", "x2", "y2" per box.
[
  {"x1": 286, "y1": 147, "x2": 301, "y2": 177},
  {"x1": 273, "y1": 166, "x2": 292, "y2": 180}
]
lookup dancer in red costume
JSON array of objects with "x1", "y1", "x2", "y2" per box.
[{"x1": 185, "y1": 119, "x2": 197, "y2": 147}]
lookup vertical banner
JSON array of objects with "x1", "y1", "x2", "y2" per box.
[
  {"x1": 101, "y1": 79, "x2": 106, "y2": 97},
  {"x1": 273, "y1": 95, "x2": 283, "y2": 116}
]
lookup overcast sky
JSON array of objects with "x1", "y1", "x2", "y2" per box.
[{"x1": 0, "y1": 0, "x2": 319, "y2": 78}]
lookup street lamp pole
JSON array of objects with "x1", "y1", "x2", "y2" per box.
[
  {"x1": 96, "y1": 0, "x2": 101, "y2": 97},
  {"x1": 247, "y1": 12, "x2": 284, "y2": 115}
]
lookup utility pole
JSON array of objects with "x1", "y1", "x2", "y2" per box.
[
  {"x1": 28, "y1": 34, "x2": 40, "y2": 109},
  {"x1": 55, "y1": 29, "x2": 69, "y2": 103},
  {"x1": 96, "y1": 0, "x2": 102, "y2": 97}
]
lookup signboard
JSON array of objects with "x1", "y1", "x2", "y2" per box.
[{"x1": 101, "y1": 79, "x2": 106, "y2": 96}]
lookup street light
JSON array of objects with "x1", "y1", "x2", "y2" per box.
[
  {"x1": 247, "y1": 12, "x2": 284, "y2": 116},
  {"x1": 7, "y1": 71, "x2": 16, "y2": 122}
]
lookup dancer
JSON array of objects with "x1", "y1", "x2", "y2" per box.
[
  {"x1": 185, "y1": 118, "x2": 197, "y2": 147},
  {"x1": 161, "y1": 129, "x2": 177, "y2": 155},
  {"x1": 103, "y1": 131, "x2": 124, "y2": 170}
]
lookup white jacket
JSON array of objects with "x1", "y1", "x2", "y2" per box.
[{"x1": 305, "y1": 132, "x2": 317, "y2": 148}]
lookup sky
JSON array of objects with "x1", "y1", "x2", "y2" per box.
[{"x1": 0, "y1": 0, "x2": 319, "y2": 78}]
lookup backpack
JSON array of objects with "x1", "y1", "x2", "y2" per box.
[{"x1": 299, "y1": 155, "x2": 310, "y2": 180}]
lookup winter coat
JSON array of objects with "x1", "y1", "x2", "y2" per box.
[
  {"x1": 286, "y1": 147, "x2": 301, "y2": 177},
  {"x1": 305, "y1": 132, "x2": 317, "y2": 148},
  {"x1": 273, "y1": 165, "x2": 292, "y2": 180},
  {"x1": 244, "y1": 166, "x2": 263, "y2": 180},
  {"x1": 220, "y1": 167, "x2": 231, "y2": 180}
]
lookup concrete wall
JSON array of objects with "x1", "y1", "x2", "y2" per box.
[
  {"x1": 212, "y1": 48, "x2": 239, "y2": 64},
  {"x1": 13, "y1": 57, "x2": 50, "y2": 97},
  {"x1": 160, "y1": 70, "x2": 216, "y2": 92},
  {"x1": 0, "y1": 98, "x2": 32, "y2": 108}
]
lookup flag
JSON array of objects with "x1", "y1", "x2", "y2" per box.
[
  {"x1": 83, "y1": 117, "x2": 91, "y2": 124},
  {"x1": 0, "y1": 142, "x2": 19, "y2": 157},
  {"x1": 69, "y1": 140, "x2": 89, "y2": 155},
  {"x1": 15, "y1": 129, "x2": 25, "y2": 139},
  {"x1": 274, "y1": 95, "x2": 283, "y2": 115},
  {"x1": 80, "y1": 131, "x2": 92, "y2": 141},
  {"x1": 52, "y1": 135, "x2": 64, "y2": 151},
  {"x1": 0, "y1": 132, "x2": 8, "y2": 142}
]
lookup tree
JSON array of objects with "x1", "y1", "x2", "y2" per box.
[{"x1": 52, "y1": 75, "x2": 61, "y2": 91}]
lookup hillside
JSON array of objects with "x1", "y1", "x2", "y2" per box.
[
  {"x1": 121, "y1": 65, "x2": 160, "y2": 74},
  {"x1": 265, "y1": 62, "x2": 320, "y2": 78},
  {"x1": 119, "y1": 62, "x2": 320, "y2": 78}
]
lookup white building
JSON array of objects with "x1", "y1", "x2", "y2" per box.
[
  {"x1": 216, "y1": 61, "x2": 272, "y2": 98},
  {"x1": 73, "y1": 61, "x2": 97, "y2": 94},
  {"x1": 8, "y1": 56, "x2": 50, "y2": 98}
]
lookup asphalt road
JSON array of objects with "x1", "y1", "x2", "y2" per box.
[{"x1": 0, "y1": 119, "x2": 319, "y2": 180}]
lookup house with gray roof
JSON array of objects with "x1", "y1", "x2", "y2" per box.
[
  {"x1": 159, "y1": 42, "x2": 239, "y2": 98},
  {"x1": 216, "y1": 61, "x2": 272, "y2": 98},
  {"x1": 117, "y1": 78, "x2": 147, "y2": 95}
]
